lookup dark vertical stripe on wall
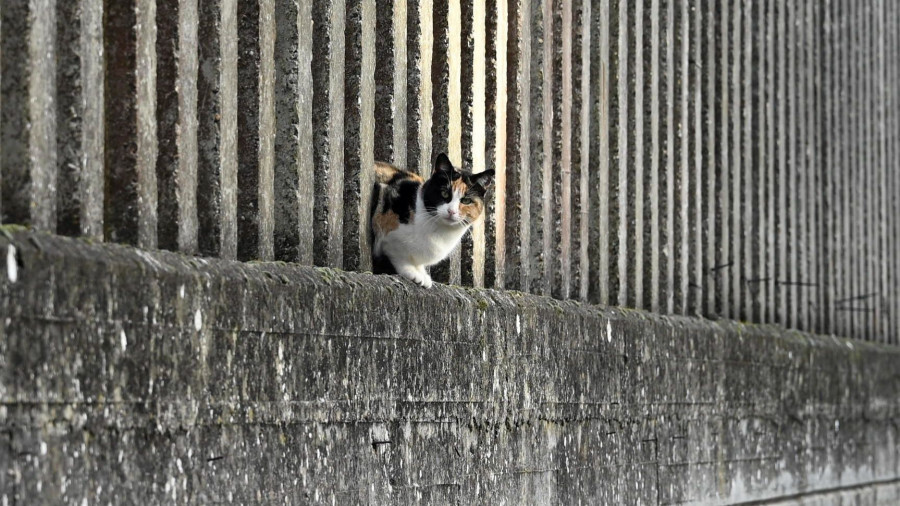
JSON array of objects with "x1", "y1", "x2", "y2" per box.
[
  {"x1": 718, "y1": 0, "x2": 730, "y2": 320},
  {"x1": 460, "y1": 0, "x2": 478, "y2": 287},
  {"x1": 702, "y1": 0, "x2": 716, "y2": 317},
  {"x1": 197, "y1": 0, "x2": 238, "y2": 259},
  {"x1": 311, "y1": 0, "x2": 346, "y2": 267},
  {"x1": 822, "y1": 0, "x2": 834, "y2": 334},
  {"x1": 57, "y1": 0, "x2": 104, "y2": 239},
  {"x1": 342, "y1": 0, "x2": 376, "y2": 272},
  {"x1": 608, "y1": 0, "x2": 623, "y2": 306},
  {"x1": 558, "y1": 0, "x2": 573, "y2": 300},
  {"x1": 689, "y1": 0, "x2": 703, "y2": 316},
  {"x1": 483, "y1": 0, "x2": 500, "y2": 288},
  {"x1": 157, "y1": 0, "x2": 200, "y2": 255},
  {"x1": 539, "y1": 0, "x2": 554, "y2": 298},
  {"x1": 103, "y1": 0, "x2": 157, "y2": 248},
  {"x1": 729, "y1": 0, "x2": 741, "y2": 321},
  {"x1": 503, "y1": 0, "x2": 528, "y2": 291},
  {"x1": 593, "y1": 0, "x2": 610, "y2": 305},
  {"x1": 527, "y1": 0, "x2": 545, "y2": 294},
  {"x1": 576, "y1": 0, "x2": 592, "y2": 301},
  {"x1": 237, "y1": 0, "x2": 261, "y2": 260},
  {"x1": 273, "y1": 0, "x2": 315, "y2": 263},
  {"x1": 374, "y1": 0, "x2": 396, "y2": 164},
  {"x1": 649, "y1": 0, "x2": 662, "y2": 313},
  {"x1": 430, "y1": 0, "x2": 451, "y2": 283},
  {"x1": 632, "y1": 0, "x2": 645, "y2": 310}
]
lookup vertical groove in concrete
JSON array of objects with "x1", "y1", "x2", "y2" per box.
[
  {"x1": 176, "y1": 0, "x2": 199, "y2": 254},
  {"x1": 559, "y1": 0, "x2": 573, "y2": 300},
  {"x1": 888, "y1": 0, "x2": 898, "y2": 344},
  {"x1": 156, "y1": 0, "x2": 179, "y2": 251},
  {"x1": 775, "y1": 0, "x2": 787, "y2": 326},
  {"x1": 503, "y1": 0, "x2": 529, "y2": 291},
  {"x1": 311, "y1": 0, "x2": 346, "y2": 267},
  {"x1": 57, "y1": 0, "x2": 104, "y2": 239},
  {"x1": 837, "y1": 0, "x2": 849, "y2": 336},
  {"x1": 342, "y1": 0, "x2": 376, "y2": 272},
  {"x1": 197, "y1": 0, "x2": 237, "y2": 259},
  {"x1": 748, "y1": 0, "x2": 762, "y2": 323},
  {"x1": 540, "y1": 0, "x2": 554, "y2": 298},
  {"x1": 359, "y1": 0, "x2": 376, "y2": 273},
  {"x1": 649, "y1": 0, "x2": 661, "y2": 313},
  {"x1": 156, "y1": 0, "x2": 199, "y2": 255},
  {"x1": 526, "y1": 0, "x2": 544, "y2": 294},
  {"x1": 850, "y1": 1, "x2": 861, "y2": 337},
  {"x1": 718, "y1": 0, "x2": 731, "y2": 319},
  {"x1": 765, "y1": 0, "x2": 777, "y2": 324},
  {"x1": 257, "y1": 0, "x2": 275, "y2": 261},
  {"x1": 702, "y1": 0, "x2": 716, "y2": 317},
  {"x1": 237, "y1": 0, "x2": 261, "y2": 260},
  {"x1": 492, "y1": 0, "x2": 508, "y2": 289},
  {"x1": 273, "y1": 0, "x2": 314, "y2": 263},
  {"x1": 796, "y1": 0, "x2": 816, "y2": 330},
  {"x1": 796, "y1": 0, "x2": 809, "y2": 331},
  {"x1": 667, "y1": 0, "x2": 679, "y2": 315},
  {"x1": 406, "y1": 0, "x2": 428, "y2": 175},
  {"x1": 470, "y1": 0, "x2": 488, "y2": 287},
  {"x1": 690, "y1": 0, "x2": 703, "y2": 316},
  {"x1": 822, "y1": 0, "x2": 834, "y2": 334},
  {"x1": 594, "y1": 0, "x2": 610, "y2": 305},
  {"x1": 804, "y1": 0, "x2": 816, "y2": 331},
  {"x1": 483, "y1": 0, "x2": 500, "y2": 287},
  {"x1": 577, "y1": 0, "x2": 592, "y2": 301},
  {"x1": 676, "y1": 0, "x2": 690, "y2": 314},
  {"x1": 632, "y1": 0, "x2": 645, "y2": 310},
  {"x1": 613, "y1": 0, "x2": 629, "y2": 307},
  {"x1": 429, "y1": 0, "x2": 451, "y2": 283},
  {"x1": 102, "y1": 0, "x2": 158, "y2": 248},
  {"x1": 392, "y1": 0, "x2": 408, "y2": 169},
  {"x1": 273, "y1": 0, "x2": 314, "y2": 264},
  {"x1": 374, "y1": 0, "x2": 396, "y2": 164},
  {"x1": 447, "y1": 0, "x2": 474, "y2": 285},
  {"x1": 731, "y1": 0, "x2": 744, "y2": 322},
  {"x1": 27, "y1": 0, "x2": 58, "y2": 232}
]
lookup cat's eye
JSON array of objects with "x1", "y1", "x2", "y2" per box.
[
  {"x1": 461, "y1": 197, "x2": 473, "y2": 204},
  {"x1": 441, "y1": 189, "x2": 451, "y2": 199}
]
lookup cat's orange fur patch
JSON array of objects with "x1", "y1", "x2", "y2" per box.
[
  {"x1": 373, "y1": 210, "x2": 400, "y2": 234},
  {"x1": 460, "y1": 200, "x2": 483, "y2": 221}
]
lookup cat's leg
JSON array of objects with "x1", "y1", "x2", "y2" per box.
[
  {"x1": 391, "y1": 258, "x2": 431, "y2": 288},
  {"x1": 416, "y1": 265, "x2": 433, "y2": 288}
]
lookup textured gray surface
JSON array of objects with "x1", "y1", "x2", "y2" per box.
[{"x1": 0, "y1": 229, "x2": 898, "y2": 505}]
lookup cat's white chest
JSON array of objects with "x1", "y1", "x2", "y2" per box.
[{"x1": 385, "y1": 219, "x2": 467, "y2": 267}]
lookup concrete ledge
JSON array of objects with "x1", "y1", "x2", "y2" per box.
[{"x1": 0, "y1": 229, "x2": 898, "y2": 504}]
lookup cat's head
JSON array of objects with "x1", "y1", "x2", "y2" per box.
[{"x1": 422, "y1": 153, "x2": 495, "y2": 227}]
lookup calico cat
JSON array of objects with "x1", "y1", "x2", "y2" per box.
[{"x1": 370, "y1": 153, "x2": 495, "y2": 288}]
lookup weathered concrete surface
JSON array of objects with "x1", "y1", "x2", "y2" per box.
[{"x1": 0, "y1": 229, "x2": 898, "y2": 504}]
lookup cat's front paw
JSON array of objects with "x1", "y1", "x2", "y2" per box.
[{"x1": 397, "y1": 265, "x2": 433, "y2": 288}]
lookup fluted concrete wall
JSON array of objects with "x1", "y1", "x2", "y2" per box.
[
  {"x1": 1, "y1": 229, "x2": 899, "y2": 504},
  {"x1": 1, "y1": 1, "x2": 899, "y2": 343}
]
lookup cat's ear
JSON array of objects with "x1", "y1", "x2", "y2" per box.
[
  {"x1": 471, "y1": 169, "x2": 495, "y2": 190},
  {"x1": 433, "y1": 153, "x2": 454, "y2": 174}
]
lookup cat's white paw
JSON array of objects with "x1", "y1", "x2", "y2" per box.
[{"x1": 397, "y1": 265, "x2": 432, "y2": 288}]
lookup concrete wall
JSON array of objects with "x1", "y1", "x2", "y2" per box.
[
  {"x1": 0, "y1": 1, "x2": 899, "y2": 343},
  {"x1": 1, "y1": 229, "x2": 898, "y2": 504}
]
